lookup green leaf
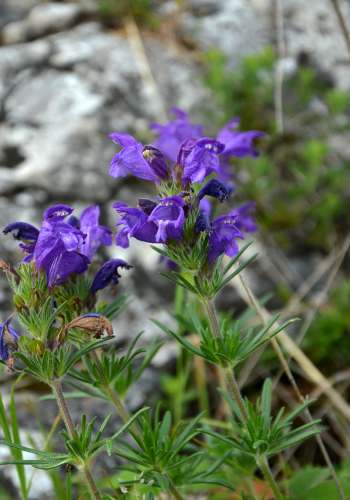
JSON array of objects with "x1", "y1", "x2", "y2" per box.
[
  {"x1": 108, "y1": 407, "x2": 150, "y2": 442},
  {"x1": 152, "y1": 319, "x2": 203, "y2": 358}
]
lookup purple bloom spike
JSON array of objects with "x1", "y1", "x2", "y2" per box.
[
  {"x1": 148, "y1": 196, "x2": 185, "y2": 243},
  {"x1": 34, "y1": 204, "x2": 89, "y2": 287},
  {"x1": 79, "y1": 205, "x2": 112, "y2": 260},
  {"x1": 3, "y1": 222, "x2": 39, "y2": 242},
  {"x1": 182, "y1": 138, "x2": 225, "y2": 184},
  {"x1": 113, "y1": 202, "x2": 158, "y2": 248},
  {"x1": 67, "y1": 215, "x2": 80, "y2": 228},
  {"x1": 109, "y1": 132, "x2": 159, "y2": 182},
  {"x1": 138, "y1": 198, "x2": 158, "y2": 215},
  {"x1": 198, "y1": 179, "x2": 233, "y2": 202},
  {"x1": 150, "y1": 107, "x2": 204, "y2": 162},
  {"x1": 91, "y1": 259, "x2": 132, "y2": 293},
  {"x1": 142, "y1": 146, "x2": 168, "y2": 180},
  {"x1": 42, "y1": 246, "x2": 89, "y2": 288},
  {"x1": 44, "y1": 204, "x2": 74, "y2": 222},
  {"x1": 208, "y1": 214, "x2": 244, "y2": 263},
  {"x1": 195, "y1": 209, "x2": 211, "y2": 233},
  {"x1": 0, "y1": 319, "x2": 19, "y2": 362},
  {"x1": 229, "y1": 202, "x2": 257, "y2": 233},
  {"x1": 199, "y1": 198, "x2": 212, "y2": 217},
  {"x1": 3, "y1": 222, "x2": 39, "y2": 260},
  {"x1": 176, "y1": 137, "x2": 197, "y2": 168},
  {"x1": 217, "y1": 119, "x2": 264, "y2": 158}
]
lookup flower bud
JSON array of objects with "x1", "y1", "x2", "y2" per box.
[{"x1": 142, "y1": 146, "x2": 168, "y2": 180}]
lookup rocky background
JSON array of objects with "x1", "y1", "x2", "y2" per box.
[{"x1": 0, "y1": 1, "x2": 350, "y2": 497}]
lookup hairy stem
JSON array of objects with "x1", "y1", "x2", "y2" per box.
[
  {"x1": 51, "y1": 379, "x2": 76, "y2": 439},
  {"x1": 203, "y1": 298, "x2": 248, "y2": 422},
  {"x1": 223, "y1": 366, "x2": 249, "y2": 422},
  {"x1": 258, "y1": 455, "x2": 284, "y2": 500},
  {"x1": 51, "y1": 379, "x2": 101, "y2": 500},
  {"x1": 83, "y1": 466, "x2": 102, "y2": 500},
  {"x1": 203, "y1": 298, "x2": 221, "y2": 339}
]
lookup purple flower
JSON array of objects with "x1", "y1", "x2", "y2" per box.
[
  {"x1": 109, "y1": 133, "x2": 164, "y2": 182},
  {"x1": 142, "y1": 146, "x2": 168, "y2": 180},
  {"x1": 44, "y1": 204, "x2": 74, "y2": 222},
  {"x1": 114, "y1": 196, "x2": 186, "y2": 247},
  {"x1": 217, "y1": 119, "x2": 264, "y2": 158},
  {"x1": 229, "y1": 202, "x2": 257, "y2": 233},
  {"x1": 181, "y1": 138, "x2": 225, "y2": 184},
  {"x1": 138, "y1": 198, "x2": 158, "y2": 215},
  {"x1": 77, "y1": 206, "x2": 112, "y2": 260},
  {"x1": 114, "y1": 202, "x2": 158, "y2": 248},
  {"x1": 150, "y1": 107, "x2": 204, "y2": 162},
  {"x1": 148, "y1": 196, "x2": 185, "y2": 243},
  {"x1": 195, "y1": 209, "x2": 211, "y2": 233},
  {"x1": 3, "y1": 222, "x2": 39, "y2": 242},
  {"x1": 91, "y1": 259, "x2": 132, "y2": 293},
  {"x1": 40, "y1": 247, "x2": 89, "y2": 288},
  {"x1": 199, "y1": 198, "x2": 212, "y2": 217},
  {"x1": 0, "y1": 319, "x2": 19, "y2": 362},
  {"x1": 34, "y1": 204, "x2": 89, "y2": 287},
  {"x1": 195, "y1": 198, "x2": 212, "y2": 233},
  {"x1": 198, "y1": 179, "x2": 233, "y2": 202},
  {"x1": 3, "y1": 222, "x2": 39, "y2": 260},
  {"x1": 208, "y1": 214, "x2": 244, "y2": 263}
]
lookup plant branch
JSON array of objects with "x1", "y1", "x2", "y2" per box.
[
  {"x1": 169, "y1": 480, "x2": 184, "y2": 500},
  {"x1": 51, "y1": 379, "x2": 102, "y2": 500},
  {"x1": 90, "y1": 351, "x2": 131, "y2": 425},
  {"x1": 237, "y1": 274, "x2": 346, "y2": 500},
  {"x1": 51, "y1": 379, "x2": 76, "y2": 439},
  {"x1": 203, "y1": 298, "x2": 248, "y2": 422},
  {"x1": 258, "y1": 455, "x2": 284, "y2": 500}
]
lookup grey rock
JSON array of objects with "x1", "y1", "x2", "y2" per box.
[
  {"x1": 0, "y1": 22, "x2": 206, "y2": 198},
  {"x1": 2, "y1": 2, "x2": 81, "y2": 44},
  {"x1": 283, "y1": 0, "x2": 350, "y2": 89},
  {"x1": 5, "y1": 69, "x2": 103, "y2": 125},
  {"x1": 27, "y1": 2, "x2": 81, "y2": 39},
  {"x1": 188, "y1": 0, "x2": 220, "y2": 16},
  {"x1": 181, "y1": 0, "x2": 270, "y2": 66},
  {"x1": 2, "y1": 20, "x2": 29, "y2": 45},
  {"x1": 0, "y1": 38, "x2": 50, "y2": 84},
  {"x1": 0, "y1": 0, "x2": 38, "y2": 28}
]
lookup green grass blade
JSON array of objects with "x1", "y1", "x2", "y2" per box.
[{"x1": 9, "y1": 379, "x2": 28, "y2": 499}]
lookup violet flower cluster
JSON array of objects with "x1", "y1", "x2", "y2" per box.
[
  {"x1": 109, "y1": 108, "x2": 262, "y2": 265},
  {"x1": 3, "y1": 204, "x2": 131, "y2": 292}
]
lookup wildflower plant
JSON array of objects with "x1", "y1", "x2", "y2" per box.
[{"x1": 0, "y1": 108, "x2": 330, "y2": 499}]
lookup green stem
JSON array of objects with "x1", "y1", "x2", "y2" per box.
[
  {"x1": 83, "y1": 466, "x2": 102, "y2": 500},
  {"x1": 203, "y1": 298, "x2": 221, "y2": 340},
  {"x1": 90, "y1": 351, "x2": 131, "y2": 425},
  {"x1": 51, "y1": 379, "x2": 76, "y2": 439},
  {"x1": 51, "y1": 379, "x2": 102, "y2": 500},
  {"x1": 223, "y1": 366, "x2": 249, "y2": 423},
  {"x1": 203, "y1": 298, "x2": 248, "y2": 422},
  {"x1": 103, "y1": 382, "x2": 131, "y2": 424},
  {"x1": 258, "y1": 455, "x2": 284, "y2": 500},
  {"x1": 169, "y1": 480, "x2": 184, "y2": 500}
]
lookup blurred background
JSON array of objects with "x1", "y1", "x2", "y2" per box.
[{"x1": 0, "y1": 0, "x2": 350, "y2": 497}]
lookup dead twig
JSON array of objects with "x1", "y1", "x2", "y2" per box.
[
  {"x1": 329, "y1": 0, "x2": 350, "y2": 56},
  {"x1": 124, "y1": 16, "x2": 168, "y2": 122}
]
